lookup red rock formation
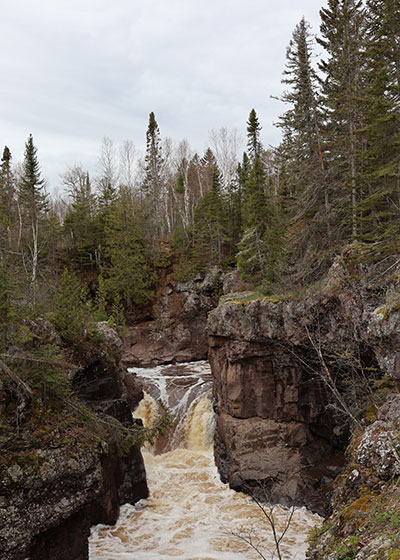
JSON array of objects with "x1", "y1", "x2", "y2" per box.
[
  {"x1": 123, "y1": 268, "x2": 223, "y2": 366},
  {"x1": 207, "y1": 264, "x2": 398, "y2": 515}
]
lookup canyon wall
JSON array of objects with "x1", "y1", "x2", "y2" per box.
[
  {"x1": 0, "y1": 323, "x2": 148, "y2": 560},
  {"x1": 207, "y1": 260, "x2": 400, "y2": 516},
  {"x1": 123, "y1": 267, "x2": 223, "y2": 366}
]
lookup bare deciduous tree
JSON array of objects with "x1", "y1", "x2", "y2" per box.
[{"x1": 230, "y1": 482, "x2": 296, "y2": 560}]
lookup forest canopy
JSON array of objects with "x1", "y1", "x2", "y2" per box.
[{"x1": 1, "y1": 0, "x2": 399, "y2": 336}]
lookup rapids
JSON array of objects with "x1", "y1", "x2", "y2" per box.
[{"x1": 89, "y1": 361, "x2": 320, "y2": 560}]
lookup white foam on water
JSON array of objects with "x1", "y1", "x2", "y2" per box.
[
  {"x1": 89, "y1": 362, "x2": 321, "y2": 559},
  {"x1": 89, "y1": 449, "x2": 320, "y2": 560}
]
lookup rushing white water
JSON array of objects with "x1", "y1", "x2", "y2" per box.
[{"x1": 89, "y1": 361, "x2": 320, "y2": 560}]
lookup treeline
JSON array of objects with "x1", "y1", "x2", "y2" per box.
[{"x1": 1, "y1": 0, "x2": 399, "y2": 343}]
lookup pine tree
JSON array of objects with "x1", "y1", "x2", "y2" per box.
[
  {"x1": 0, "y1": 146, "x2": 16, "y2": 252},
  {"x1": 238, "y1": 154, "x2": 268, "y2": 281},
  {"x1": 277, "y1": 18, "x2": 330, "y2": 280},
  {"x1": 19, "y1": 134, "x2": 47, "y2": 214},
  {"x1": 247, "y1": 109, "x2": 262, "y2": 161},
  {"x1": 143, "y1": 112, "x2": 164, "y2": 238}
]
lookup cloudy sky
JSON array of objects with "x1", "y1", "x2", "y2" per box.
[{"x1": 0, "y1": 0, "x2": 324, "y2": 190}]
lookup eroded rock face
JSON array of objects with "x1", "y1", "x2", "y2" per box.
[
  {"x1": 209, "y1": 332, "x2": 345, "y2": 515},
  {"x1": 207, "y1": 266, "x2": 400, "y2": 516},
  {"x1": 357, "y1": 394, "x2": 400, "y2": 479},
  {"x1": 0, "y1": 323, "x2": 148, "y2": 560},
  {"x1": 123, "y1": 267, "x2": 223, "y2": 366}
]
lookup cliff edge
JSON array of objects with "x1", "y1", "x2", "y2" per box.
[{"x1": 207, "y1": 258, "x2": 400, "y2": 518}]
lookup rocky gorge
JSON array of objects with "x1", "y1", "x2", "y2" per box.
[{"x1": 2, "y1": 257, "x2": 400, "y2": 559}]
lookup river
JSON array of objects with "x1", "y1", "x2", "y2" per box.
[{"x1": 89, "y1": 361, "x2": 320, "y2": 560}]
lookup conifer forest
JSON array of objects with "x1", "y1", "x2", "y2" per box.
[{"x1": 0, "y1": 0, "x2": 399, "y2": 405}]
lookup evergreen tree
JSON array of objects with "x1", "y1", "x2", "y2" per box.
[
  {"x1": 18, "y1": 134, "x2": 48, "y2": 294},
  {"x1": 63, "y1": 167, "x2": 99, "y2": 269},
  {"x1": 19, "y1": 134, "x2": 47, "y2": 214},
  {"x1": 53, "y1": 268, "x2": 86, "y2": 344},
  {"x1": 238, "y1": 154, "x2": 269, "y2": 281},
  {"x1": 101, "y1": 187, "x2": 155, "y2": 308},
  {"x1": 0, "y1": 146, "x2": 16, "y2": 252},
  {"x1": 358, "y1": 0, "x2": 400, "y2": 257},
  {"x1": 236, "y1": 110, "x2": 271, "y2": 283},
  {"x1": 143, "y1": 112, "x2": 164, "y2": 238},
  {"x1": 247, "y1": 109, "x2": 262, "y2": 161},
  {"x1": 318, "y1": 0, "x2": 365, "y2": 241},
  {"x1": 277, "y1": 18, "x2": 330, "y2": 280},
  {"x1": 192, "y1": 167, "x2": 227, "y2": 270},
  {"x1": 0, "y1": 261, "x2": 16, "y2": 350}
]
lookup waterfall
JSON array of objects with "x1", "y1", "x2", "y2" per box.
[{"x1": 89, "y1": 361, "x2": 320, "y2": 560}]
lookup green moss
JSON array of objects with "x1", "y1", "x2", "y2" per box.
[
  {"x1": 341, "y1": 492, "x2": 375, "y2": 522},
  {"x1": 376, "y1": 306, "x2": 389, "y2": 321},
  {"x1": 307, "y1": 520, "x2": 333, "y2": 547}
]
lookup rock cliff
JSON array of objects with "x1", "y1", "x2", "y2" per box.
[
  {"x1": 123, "y1": 267, "x2": 223, "y2": 366},
  {"x1": 0, "y1": 322, "x2": 148, "y2": 560},
  {"x1": 307, "y1": 393, "x2": 400, "y2": 559},
  {"x1": 207, "y1": 261, "x2": 400, "y2": 516}
]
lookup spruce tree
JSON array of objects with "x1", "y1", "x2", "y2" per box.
[
  {"x1": 0, "y1": 146, "x2": 16, "y2": 252},
  {"x1": 143, "y1": 112, "x2": 164, "y2": 238},
  {"x1": 247, "y1": 109, "x2": 262, "y2": 161},
  {"x1": 277, "y1": 18, "x2": 330, "y2": 280},
  {"x1": 19, "y1": 134, "x2": 47, "y2": 214},
  {"x1": 18, "y1": 134, "x2": 48, "y2": 293},
  {"x1": 318, "y1": 0, "x2": 365, "y2": 242},
  {"x1": 358, "y1": 0, "x2": 400, "y2": 257},
  {"x1": 237, "y1": 110, "x2": 271, "y2": 283}
]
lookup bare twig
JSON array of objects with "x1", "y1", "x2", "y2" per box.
[
  {"x1": 230, "y1": 481, "x2": 297, "y2": 560},
  {"x1": 305, "y1": 326, "x2": 362, "y2": 428}
]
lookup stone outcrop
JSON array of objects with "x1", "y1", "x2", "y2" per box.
[
  {"x1": 306, "y1": 394, "x2": 400, "y2": 559},
  {"x1": 207, "y1": 262, "x2": 400, "y2": 516},
  {"x1": 123, "y1": 267, "x2": 223, "y2": 366},
  {"x1": 0, "y1": 323, "x2": 148, "y2": 560}
]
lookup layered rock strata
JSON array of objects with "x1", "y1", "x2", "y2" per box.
[{"x1": 207, "y1": 265, "x2": 400, "y2": 516}]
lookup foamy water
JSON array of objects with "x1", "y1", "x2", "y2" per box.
[{"x1": 89, "y1": 362, "x2": 320, "y2": 560}]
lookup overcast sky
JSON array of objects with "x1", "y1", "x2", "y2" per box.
[{"x1": 0, "y1": 0, "x2": 325, "y2": 190}]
